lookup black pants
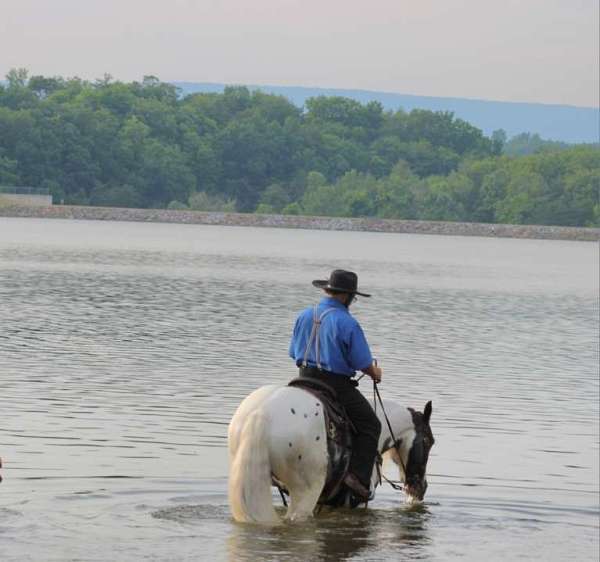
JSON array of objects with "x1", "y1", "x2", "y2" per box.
[{"x1": 299, "y1": 367, "x2": 382, "y2": 487}]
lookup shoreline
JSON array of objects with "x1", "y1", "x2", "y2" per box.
[{"x1": 0, "y1": 204, "x2": 598, "y2": 241}]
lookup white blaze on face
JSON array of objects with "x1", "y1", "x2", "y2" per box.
[
  {"x1": 396, "y1": 429, "x2": 427, "y2": 503},
  {"x1": 396, "y1": 428, "x2": 416, "y2": 479}
]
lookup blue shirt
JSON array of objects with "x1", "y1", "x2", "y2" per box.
[{"x1": 289, "y1": 297, "x2": 373, "y2": 377}]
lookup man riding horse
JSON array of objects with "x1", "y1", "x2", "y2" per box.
[{"x1": 289, "y1": 269, "x2": 383, "y2": 501}]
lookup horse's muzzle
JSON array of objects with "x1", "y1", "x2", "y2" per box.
[{"x1": 405, "y1": 477, "x2": 427, "y2": 501}]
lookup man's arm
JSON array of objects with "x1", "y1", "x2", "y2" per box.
[
  {"x1": 361, "y1": 363, "x2": 383, "y2": 383},
  {"x1": 348, "y1": 322, "x2": 382, "y2": 382}
]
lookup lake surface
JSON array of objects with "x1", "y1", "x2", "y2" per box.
[{"x1": 0, "y1": 217, "x2": 598, "y2": 561}]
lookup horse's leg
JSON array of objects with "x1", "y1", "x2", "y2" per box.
[
  {"x1": 282, "y1": 439, "x2": 328, "y2": 522},
  {"x1": 285, "y1": 469, "x2": 326, "y2": 522},
  {"x1": 260, "y1": 386, "x2": 328, "y2": 522}
]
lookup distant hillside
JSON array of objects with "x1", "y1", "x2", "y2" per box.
[
  {"x1": 1, "y1": 74, "x2": 597, "y2": 227},
  {"x1": 174, "y1": 82, "x2": 599, "y2": 144}
]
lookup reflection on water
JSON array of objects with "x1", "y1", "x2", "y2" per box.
[
  {"x1": 153, "y1": 499, "x2": 431, "y2": 562},
  {"x1": 227, "y1": 513, "x2": 379, "y2": 562},
  {"x1": 0, "y1": 218, "x2": 598, "y2": 561}
]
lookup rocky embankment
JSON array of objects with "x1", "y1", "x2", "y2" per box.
[{"x1": 0, "y1": 204, "x2": 598, "y2": 241}]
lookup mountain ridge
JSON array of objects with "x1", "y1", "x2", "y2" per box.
[{"x1": 174, "y1": 81, "x2": 599, "y2": 144}]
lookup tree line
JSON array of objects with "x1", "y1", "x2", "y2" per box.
[{"x1": 0, "y1": 69, "x2": 598, "y2": 226}]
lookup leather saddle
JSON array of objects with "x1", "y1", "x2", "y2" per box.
[{"x1": 286, "y1": 377, "x2": 356, "y2": 503}]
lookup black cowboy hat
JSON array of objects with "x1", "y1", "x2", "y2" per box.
[{"x1": 312, "y1": 269, "x2": 371, "y2": 297}]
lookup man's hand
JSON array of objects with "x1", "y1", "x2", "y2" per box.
[{"x1": 362, "y1": 363, "x2": 383, "y2": 384}]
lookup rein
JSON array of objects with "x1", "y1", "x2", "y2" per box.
[{"x1": 372, "y1": 380, "x2": 406, "y2": 492}]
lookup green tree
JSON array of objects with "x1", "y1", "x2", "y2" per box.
[
  {"x1": 395, "y1": 141, "x2": 460, "y2": 177},
  {"x1": 258, "y1": 183, "x2": 291, "y2": 212},
  {"x1": 494, "y1": 172, "x2": 546, "y2": 224},
  {"x1": 306, "y1": 97, "x2": 383, "y2": 131},
  {"x1": 375, "y1": 161, "x2": 418, "y2": 219},
  {"x1": 477, "y1": 168, "x2": 510, "y2": 222},
  {"x1": 414, "y1": 174, "x2": 472, "y2": 222},
  {"x1": 90, "y1": 184, "x2": 143, "y2": 208},
  {"x1": 188, "y1": 191, "x2": 236, "y2": 212},
  {"x1": 491, "y1": 129, "x2": 507, "y2": 155},
  {"x1": 28, "y1": 75, "x2": 65, "y2": 98},
  {"x1": 403, "y1": 109, "x2": 493, "y2": 156},
  {"x1": 300, "y1": 171, "x2": 343, "y2": 216},
  {"x1": 282, "y1": 201, "x2": 303, "y2": 215},
  {"x1": 0, "y1": 154, "x2": 19, "y2": 185},
  {"x1": 2, "y1": 68, "x2": 37, "y2": 109},
  {"x1": 504, "y1": 132, "x2": 568, "y2": 156}
]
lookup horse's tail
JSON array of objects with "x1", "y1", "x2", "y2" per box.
[{"x1": 228, "y1": 409, "x2": 279, "y2": 524}]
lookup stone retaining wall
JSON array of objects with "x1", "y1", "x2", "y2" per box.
[{"x1": 0, "y1": 204, "x2": 598, "y2": 241}]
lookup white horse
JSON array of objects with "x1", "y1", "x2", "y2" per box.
[{"x1": 228, "y1": 384, "x2": 434, "y2": 524}]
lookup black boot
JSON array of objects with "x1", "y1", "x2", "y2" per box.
[{"x1": 343, "y1": 472, "x2": 370, "y2": 501}]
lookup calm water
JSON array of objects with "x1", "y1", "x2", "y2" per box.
[{"x1": 0, "y1": 218, "x2": 598, "y2": 561}]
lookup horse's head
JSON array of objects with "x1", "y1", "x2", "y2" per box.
[
  {"x1": 404, "y1": 401, "x2": 434, "y2": 501},
  {"x1": 390, "y1": 401, "x2": 433, "y2": 502}
]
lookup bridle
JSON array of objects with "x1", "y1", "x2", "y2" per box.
[{"x1": 372, "y1": 380, "x2": 407, "y2": 492}]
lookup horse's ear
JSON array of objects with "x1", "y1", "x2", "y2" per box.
[{"x1": 423, "y1": 401, "x2": 432, "y2": 424}]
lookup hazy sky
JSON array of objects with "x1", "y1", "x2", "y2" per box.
[{"x1": 2, "y1": 0, "x2": 598, "y2": 107}]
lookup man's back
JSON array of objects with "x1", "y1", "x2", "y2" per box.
[{"x1": 289, "y1": 296, "x2": 372, "y2": 377}]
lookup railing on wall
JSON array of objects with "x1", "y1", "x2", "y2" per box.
[{"x1": 0, "y1": 186, "x2": 51, "y2": 195}]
